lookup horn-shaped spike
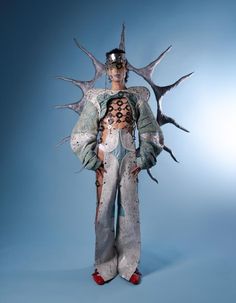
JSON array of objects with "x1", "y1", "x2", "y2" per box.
[
  {"x1": 163, "y1": 145, "x2": 179, "y2": 163},
  {"x1": 127, "y1": 45, "x2": 172, "y2": 80},
  {"x1": 55, "y1": 76, "x2": 92, "y2": 114},
  {"x1": 119, "y1": 22, "x2": 126, "y2": 51},
  {"x1": 56, "y1": 135, "x2": 71, "y2": 147},
  {"x1": 157, "y1": 72, "x2": 194, "y2": 97},
  {"x1": 149, "y1": 72, "x2": 193, "y2": 103},
  {"x1": 54, "y1": 99, "x2": 85, "y2": 114},
  {"x1": 56, "y1": 76, "x2": 95, "y2": 92},
  {"x1": 73, "y1": 38, "x2": 106, "y2": 80},
  {"x1": 127, "y1": 46, "x2": 192, "y2": 162},
  {"x1": 56, "y1": 39, "x2": 107, "y2": 115},
  {"x1": 157, "y1": 114, "x2": 189, "y2": 133},
  {"x1": 158, "y1": 113, "x2": 190, "y2": 132},
  {"x1": 147, "y1": 169, "x2": 159, "y2": 184}
]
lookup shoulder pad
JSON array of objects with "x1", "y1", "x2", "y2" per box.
[
  {"x1": 84, "y1": 89, "x2": 104, "y2": 112},
  {"x1": 85, "y1": 88, "x2": 106, "y2": 101},
  {"x1": 127, "y1": 86, "x2": 150, "y2": 102}
]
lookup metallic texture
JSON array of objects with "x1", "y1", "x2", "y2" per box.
[{"x1": 106, "y1": 52, "x2": 127, "y2": 69}]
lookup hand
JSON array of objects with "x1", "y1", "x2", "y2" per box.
[{"x1": 131, "y1": 165, "x2": 141, "y2": 177}]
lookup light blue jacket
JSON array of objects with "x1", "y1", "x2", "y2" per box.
[{"x1": 70, "y1": 86, "x2": 164, "y2": 170}]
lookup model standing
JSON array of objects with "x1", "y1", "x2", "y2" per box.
[
  {"x1": 70, "y1": 48, "x2": 163, "y2": 284},
  {"x1": 56, "y1": 24, "x2": 192, "y2": 285}
]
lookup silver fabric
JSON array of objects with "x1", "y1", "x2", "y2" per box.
[{"x1": 95, "y1": 128, "x2": 140, "y2": 281}]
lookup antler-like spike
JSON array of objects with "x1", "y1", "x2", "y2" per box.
[
  {"x1": 54, "y1": 99, "x2": 85, "y2": 114},
  {"x1": 157, "y1": 72, "x2": 193, "y2": 97},
  {"x1": 56, "y1": 76, "x2": 94, "y2": 92},
  {"x1": 157, "y1": 113, "x2": 190, "y2": 132},
  {"x1": 163, "y1": 145, "x2": 179, "y2": 163},
  {"x1": 147, "y1": 169, "x2": 159, "y2": 184},
  {"x1": 73, "y1": 38, "x2": 106, "y2": 80},
  {"x1": 119, "y1": 22, "x2": 126, "y2": 51},
  {"x1": 127, "y1": 48, "x2": 192, "y2": 161},
  {"x1": 55, "y1": 76, "x2": 91, "y2": 114},
  {"x1": 56, "y1": 135, "x2": 71, "y2": 147},
  {"x1": 151, "y1": 73, "x2": 193, "y2": 131},
  {"x1": 127, "y1": 45, "x2": 172, "y2": 80},
  {"x1": 55, "y1": 40, "x2": 107, "y2": 115}
]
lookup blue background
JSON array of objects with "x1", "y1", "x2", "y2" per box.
[{"x1": 1, "y1": 0, "x2": 236, "y2": 302}]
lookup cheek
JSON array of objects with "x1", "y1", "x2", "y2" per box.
[{"x1": 108, "y1": 71, "x2": 114, "y2": 79}]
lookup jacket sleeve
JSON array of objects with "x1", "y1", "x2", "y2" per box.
[
  {"x1": 70, "y1": 97, "x2": 102, "y2": 171},
  {"x1": 136, "y1": 99, "x2": 164, "y2": 170}
]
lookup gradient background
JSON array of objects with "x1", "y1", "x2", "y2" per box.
[{"x1": 1, "y1": 0, "x2": 236, "y2": 302}]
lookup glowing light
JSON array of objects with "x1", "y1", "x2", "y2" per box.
[{"x1": 196, "y1": 99, "x2": 236, "y2": 173}]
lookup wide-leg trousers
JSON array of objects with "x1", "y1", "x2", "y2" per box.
[{"x1": 95, "y1": 128, "x2": 141, "y2": 281}]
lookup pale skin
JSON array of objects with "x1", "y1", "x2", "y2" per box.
[{"x1": 96, "y1": 63, "x2": 141, "y2": 177}]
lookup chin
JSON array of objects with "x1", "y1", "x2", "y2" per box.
[{"x1": 113, "y1": 76, "x2": 122, "y2": 82}]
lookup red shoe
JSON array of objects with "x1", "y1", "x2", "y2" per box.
[
  {"x1": 92, "y1": 269, "x2": 105, "y2": 285},
  {"x1": 129, "y1": 269, "x2": 142, "y2": 285}
]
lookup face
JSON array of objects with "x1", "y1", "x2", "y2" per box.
[{"x1": 107, "y1": 62, "x2": 127, "y2": 83}]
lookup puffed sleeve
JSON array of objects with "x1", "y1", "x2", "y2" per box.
[
  {"x1": 136, "y1": 99, "x2": 164, "y2": 169},
  {"x1": 70, "y1": 97, "x2": 102, "y2": 171}
]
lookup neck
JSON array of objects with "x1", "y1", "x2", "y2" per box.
[{"x1": 111, "y1": 81, "x2": 126, "y2": 91}]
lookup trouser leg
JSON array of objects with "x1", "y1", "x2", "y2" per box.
[
  {"x1": 115, "y1": 151, "x2": 141, "y2": 281},
  {"x1": 94, "y1": 151, "x2": 119, "y2": 281}
]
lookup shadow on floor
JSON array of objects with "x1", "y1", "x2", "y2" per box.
[{"x1": 140, "y1": 249, "x2": 185, "y2": 276}]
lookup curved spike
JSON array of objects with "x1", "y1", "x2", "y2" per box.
[
  {"x1": 56, "y1": 135, "x2": 71, "y2": 148},
  {"x1": 157, "y1": 113, "x2": 189, "y2": 132},
  {"x1": 73, "y1": 38, "x2": 106, "y2": 80},
  {"x1": 119, "y1": 22, "x2": 126, "y2": 51},
  {"x1": 56, "y1": 76, "x2": 94, "y2": 92},
  {"x1": 56, "y1": 76, "x2": 93, "y2": 114},
  {"x1": 129, "y1": 69, "x2": 192, "y2": 134},
  {"x1": 158, "y1": 72, "x2": 193, "y2": 97},
  {"x1": 147, "y1": 169, "x2": 159, "y2": 184},
  {"x1": 56, "y1": 40, "x2": 106, "y2": 115},
  {"x1": 163, "y1": 145, "x2": 179, "y2": 163},
  {"x1": 127, "y1": 45, "x2": 172, "y2": 80},
  {"x1": 54, "y1": 99, "x2": 85, "y2": 114},
  {"x1": 74, "y1": 167, "x2": 85, "y2": 174}
]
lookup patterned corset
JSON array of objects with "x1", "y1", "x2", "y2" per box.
[{"x1": 99, "y1": 97, "x2": 134, "y2": 132}]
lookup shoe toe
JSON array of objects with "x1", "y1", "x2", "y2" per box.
[
  {"x1": 92, "y1": 270, "x2": 105, "y2": 285},
  {"x1": 129, "y1": 271, "x2": 142, "y2": 285}
]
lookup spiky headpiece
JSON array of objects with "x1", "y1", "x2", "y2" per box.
[{"x1": 56, "y1": 23, "x2": 193, "y2": 163}]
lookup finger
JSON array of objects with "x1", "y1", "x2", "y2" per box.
[
  {"x1": 130, "y1": 169, "x2": 136, "y2": 175},
  {"x1": 97, "y1": 168, "x2": 102, "y2": 177},
  {"x1": 131, "y1": 168, "x2": 138, "y2": 176},
  {"x1": 130, "y1": 167, "x2": 137, "y2": 174},
  {"x1": 133, "y1": 167, "x2": 141, "y2": 176}
]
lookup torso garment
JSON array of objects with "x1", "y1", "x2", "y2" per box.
[
  {"x1": 98, "y1": 96, "x2": 135, "y2": 144},
  {"x1": 70, "y1": 86, "x2": 164, "y2": 171}
]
